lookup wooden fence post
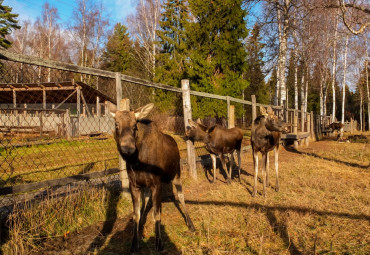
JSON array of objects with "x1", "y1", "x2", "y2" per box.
[
  {"x1": 306, "y1": 113, "x2": 310, "y2": 146},
  {"x1": 116, "y1": 72, "x2": 130, "y2": 198},
  {"x1": 293, "y1": 110, "x2": 298, "y2": 149},
  {"x1": 76, "y1": 84, "x2": 80, "y2": 136},
  {"x1": 228, "y1": 104, "x2": 235, "y2": 128},
  {"x1": 181, "y1": 79, "x2": 197, "y2": 180},
  {"x1": 251, "y1": 95, "x2": 256, "y2": 129},
  {"x1": 301, "y1": 105, "x2": 305, "y2": 132},
  {"x1": 310, "y1": 111, "x2": 315, "y2": 141}
]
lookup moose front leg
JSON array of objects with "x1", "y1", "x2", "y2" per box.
[
  {"x1": 210, "y1": 154, "x2": 217, "y2": 183},
  {"x1": 274, "y1": 147, "x2": 279, "y2": 192},
  {"x1": 252, "y1": 150, "x2": 258, "y2": 197},
  {"x1": 130, "y1": 185, "x2": 141, "y2": 254},
  {"x1": 220, "y1": 153, "x2": 231, "y2": 184},
  {"x1": 151, "y1": 185, "x2": 163, "y2": 251}
]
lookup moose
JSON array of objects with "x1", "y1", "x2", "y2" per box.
[
  {"x1": 251, "y1": 106, "x2": 288, "y2": 197},
  {"x1": 185, "y1": 119, "x2": 243, "y2": 184},
  {"x1": 328, "y1": 122, "x2": 344, "y2": 133},
  {"x1": 108, "y1": 102, "x2": 195, "y2": 253}
]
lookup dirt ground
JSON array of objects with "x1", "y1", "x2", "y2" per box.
[{"x1": 38, "y1": 137, "x2": 369, "y2": 255}]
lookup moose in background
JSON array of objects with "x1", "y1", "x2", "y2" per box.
[
  {"x1": 185, "y1": 118, "x2": 243, "y2": 184},
  {"x1": 251, "y1": 106, "x2": 288, "y2": 197}
]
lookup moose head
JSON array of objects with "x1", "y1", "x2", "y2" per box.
[
  {"x1": 259, "y1": 106, "x2": 289, "y2": 134},
  {"x1": 108, "y1": 102, "x2": 154, "y2": 155}
]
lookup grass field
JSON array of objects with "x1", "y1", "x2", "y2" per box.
[
  {"x1": 0, "y1": 132, "x2": 209, "y2": 187},
  {"x1": 2, "y1": 136, "x2": 368, "y2": 254}
]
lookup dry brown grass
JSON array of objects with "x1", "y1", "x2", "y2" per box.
[{"x1": 2, "y1": 139, "x2": 369, "y2": 254}]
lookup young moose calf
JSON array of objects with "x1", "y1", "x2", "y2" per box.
[
  {"x1": 186, "y1": 119, "x2": 243, "y2": 184},
  {"x1": 109, "y1": 102, "x2": 195, "y2": 253},
  {"x1": 251, "y1": 106, "x2": 288, "y2": 197}
]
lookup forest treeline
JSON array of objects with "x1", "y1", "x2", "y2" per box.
[{"x1": 2, "y1": 0, "x2": 370, "y2": 129}]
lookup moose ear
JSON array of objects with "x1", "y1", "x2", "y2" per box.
[
  {"x1": 267, "y1": 106, "x2": 273, "y2": 114},
  {"x1": 188, "y1": 119, "x2": 198, "y2": 128},
  {"x1": 134, "y1": 103, "x2": 154, "y2": 120},
  {"x1": 260, "y1": 106, "x2": 266, "y2": 115},
  {"x1": 107, "y1": 101, "x2": 117, "y2": 117},
  {"x1": 196, "y1": 118, "x2": 202, "y2": 124}
]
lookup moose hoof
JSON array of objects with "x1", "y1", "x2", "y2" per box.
[
  {"x1": 226, "y1": 179, "x2": 231, "y2": 185},
  {"x1": 275, "y1": 187, "x2": 279, "y2": 192},
  {"x1": 210, "y1": 179, "x2": 215, "y2": 184},
  {"x1": 155, "y1": 238, "x2": 164, "y2": 251},
  {"x1": 129, "y1": 245, "x2": 139, "y2": 254},
  {"x1": 252, "y1": 191, "x2": 257, "y2": 197}
]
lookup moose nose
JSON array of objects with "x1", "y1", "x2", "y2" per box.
[{"x1": 120, "y1": 146, "x2": 135, "y2": 155}]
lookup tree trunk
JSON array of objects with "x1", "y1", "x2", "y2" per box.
[
  {"x1": 331, "y1": 13, "x2": 339, "y2": 122},
  {"x1": 341, "y1": 35, "x2": 349, "y2": 125}
]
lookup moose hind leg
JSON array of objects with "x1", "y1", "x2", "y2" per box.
[
  {"x1": 130, "y1": 185, "x2": 141, "y2": 253},
  {"x1": 262, "y1": 152, "x2": 268, "y2": 197},
  {"x1": 173, "y1": 176, "x2": 196, "y2": 231},
  {"x1": 151, "y1": 185, "x2": 164, "y2": 251},
  {"x1": 210, "y1": 154, "x2": 217, "y2": 183},
  {"x1": 237, "y1": 149, "x2": 241, "y2": 182},
  {"x1": 266, "y1": 151, "x2": 270, "y2": 187},
  {"x1": 252, "y1": 151, "x2": 258, "y2": 197}
]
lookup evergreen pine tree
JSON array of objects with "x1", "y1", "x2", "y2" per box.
[
  {"x1": 155, "y1": 0, "x2": 188, "y2": 87},
  {"x1": 0, "y1": 0, "x2": 20, "y2": 49},
  {"x1": 100, "y1": 23, "x2": 135, "y2": 75},
  {"x1": 186, "y1": 0, "x2": 249, "y2": 118}
]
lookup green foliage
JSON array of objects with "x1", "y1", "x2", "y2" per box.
[
  {"x1": 100, "y1": 23, "x2": 134, "y2": 74},
  {"x1": 185, "y1": 0, "x2": 249, "y2": 116},
  {"x1": 0, "y1": 0, "x2": 20, "y2": 49}
]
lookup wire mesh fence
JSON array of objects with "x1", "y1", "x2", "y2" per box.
[{"x1": 0, "y1": 50, "x2": 329, "y2": 221}]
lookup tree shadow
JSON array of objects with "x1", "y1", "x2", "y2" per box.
[{"x1": 285, "y1": 146, "x2": 369, "y2": 169}]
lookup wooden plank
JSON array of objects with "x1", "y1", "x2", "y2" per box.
[
  {"x1": 182, "y1": 79, "x2": 197, "y2": 180},
  {"x1": 0, "y1": 86, "x2": 75, "y2": 91},
  {"x1": 0, "y1": 49, "x2": 115, "y2": 79},
  {"x1": 0, "y1": 168, "x2": 120, "y2": 196}
]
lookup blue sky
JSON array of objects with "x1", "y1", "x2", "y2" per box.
[{"x1": 4, "y1": 0, "x2": 136, "y2": 27}]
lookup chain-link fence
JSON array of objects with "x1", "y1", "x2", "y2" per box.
[
  {"x1": 0, "y1": 50, "x2": 331, "y2": 221},
  {"x1": 0, "y1": 51, "x2": 187, "y2": 218}
]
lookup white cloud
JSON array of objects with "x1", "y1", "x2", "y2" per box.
[{"x1": 4, "y1": 0, "x2": 40, "y2": 22}]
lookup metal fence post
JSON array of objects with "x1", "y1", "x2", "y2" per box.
[
  {"x1": 181, "y1": 79, "x2": 197, "y2": 180},
  {"x1": 116, "y1": 72, "x2": 130, "y2": 198}
]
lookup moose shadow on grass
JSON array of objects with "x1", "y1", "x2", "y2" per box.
[
  {"x1": 185, "y1": 200, "x2": 370, "y2": 255},
  {"x1": 87, "y1": 183, "x2": 183, "y2": 254},
  {"x1": 199, "y1": 154, "x2": 253, "y2": 184}
]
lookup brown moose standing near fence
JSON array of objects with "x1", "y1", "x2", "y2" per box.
[
  {"x1": 185, "y1": 119, "x2": 243, "y2": 183},
  {"x1": 108, "y1": 102, "x2": 195, "y2": 253},
  {"x1": 251, "y1": 106, "x2": 288, "y2": 197}
]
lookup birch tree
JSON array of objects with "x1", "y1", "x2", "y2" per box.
[
  {"x1": 365, "y1": 34, "x2": 369, "y2": 130},
  {"x1": 331, "y1": 11, "x2": 339, "y2": 122},
  {"x1": 127, "y1": 0, "x2": 161, "y2": 80},
  {"x1": 340, "y1": 34, "x2": 349, "y2": 135}
]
